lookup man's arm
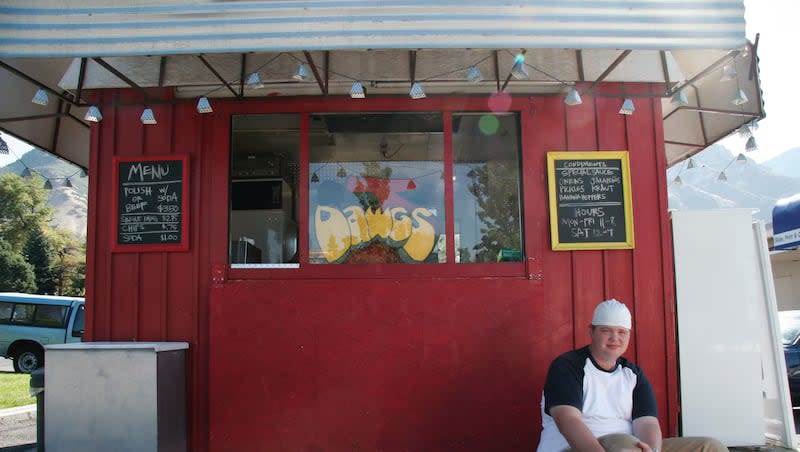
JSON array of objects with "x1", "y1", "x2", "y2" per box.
[
  {"x1": 632, "y1": 416, "x2": 662, "y2": 452},
  {"x1": 550, "y1": 405, "x2": 606, "y2": 452}
]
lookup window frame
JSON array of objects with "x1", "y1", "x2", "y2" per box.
[{"x1": 225, "y1": 98, "x2": 533, "y2": 280}]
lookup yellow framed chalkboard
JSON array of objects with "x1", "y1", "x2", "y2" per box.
[{"x1": 547, "y1": 151, "x2": 635, "y2": 251}]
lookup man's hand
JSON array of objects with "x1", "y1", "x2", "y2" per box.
[
  {"x1": 635, "y1": 439, "x2": 654, "y2": 451},
  {"x1": 550, "y1": 405, "x2": 607, "y2": 452},
  {"x1": 632, "y1": 416, "x2": 662, "y2": 452}
]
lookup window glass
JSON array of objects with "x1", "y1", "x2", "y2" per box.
[
  {"x1": 0, "y1": 302, "x2": 12, "y2": 322},
  {"x1": 229, "y1": 114, "x2": 299, "y2": 266},
  {"x1": 11, "y1": 304, "x2": 35, "y2": 324},
  {"x1": 34, "y1": 305, "x2": 68, "y2": 328},
  {"x1": 452, "y1": 113, "x2": 523, "y2": 263},
  {"x1": 309, "y1": 113, "x2": 444, "y2": 264},
  {"x1": 780, "y1": 312, "x2": 800, "y2": 345},
  {"x1": 72, "y1": 305, "x2": 85, "y2": 338}
]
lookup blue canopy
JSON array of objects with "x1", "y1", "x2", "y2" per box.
[{"x1": 773, "y1": 194, "x2": 800, "y2": 250}]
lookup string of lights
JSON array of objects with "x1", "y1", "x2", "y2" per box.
[
  {"x1": 35, "y1": 47, "x2": 752, "y2": 124},
  {"x1": 669, "y1": 57, "x2": 760, "y2": 188},
  {"x1": 32, "y1": 50, "x2": 607, "y2": 124},
  {"x1": 0, "y1": 134, "x2": 86, "y2": 190}
]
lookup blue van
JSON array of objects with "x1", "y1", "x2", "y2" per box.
[{"x1": 0, "y1": 293, "x2": 85, "y2": 373}]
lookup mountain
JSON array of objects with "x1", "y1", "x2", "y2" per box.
[
  {"x1": 667, "y1": 144, "x2": 800, "y2": 225},
  {"x1": 761, "y1": 147, "x2": 800, "y2": 177},
  {"x1": 0, "y1": 148, "x2": 88, "y2": 239},
  {"x1": 0, "y1": 142, "x2": 796, "y2": 239}
]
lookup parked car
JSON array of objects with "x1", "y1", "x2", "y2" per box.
[
  {"x1": 0, "y1": 293, "x2": 84, "y2": 373},
  {"x1": 779, "y1": 310, "x2": 800, "y2": 407}
]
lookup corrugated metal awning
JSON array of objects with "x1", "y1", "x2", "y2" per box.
[
  {"x1": 0, "y1": 0, "x2": 761, "y2": 170},
  {"x1": 1, "y1": 0, "x2": 746, "y2": 57}
]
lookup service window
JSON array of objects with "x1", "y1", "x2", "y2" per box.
[
  {"x1": 309, "y1": 113, "x2": 444, "y2": 264},
  {"x1": 229, "y1": 110, "x2": 525, "y2": 272},
  {"x1": 229, "y1": 114, "x2": 300, "y2": 267}
]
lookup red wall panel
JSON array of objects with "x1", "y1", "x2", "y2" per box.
[
  {"x1": 86, "y1": 87, "x2": 677, "y2": 451},
  {"x1": 563, "y1": 87, "x2": 606, "y2": 351},
  {"x1": 209, "y1": 279, "x2": 542, "y2": 451}
]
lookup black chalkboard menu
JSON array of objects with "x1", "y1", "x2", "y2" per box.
[
  {"x1": 112, "y1": 155, "x2": 189, "y2": 252},
  {"x1": 546, "y1": 151, "x2": 634, "y2": 250}
]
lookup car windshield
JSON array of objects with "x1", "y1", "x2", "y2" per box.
[{"x1": 779, "y1": 311, "x2": 800, "y2": 346}]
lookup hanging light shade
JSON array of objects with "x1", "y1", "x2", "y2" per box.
[
  {"x1": 673, "y1": 175, "x2": 682, "y2": 186},
  {"x1": 246, "y1": 72, "x2": 264, "y2": 89},
  {"x1": 0, "y1": 136, "x2": 9, "y2": 154},
  {"x1": 748, "y1": 119, "x2": 759, "y2": 132},
  {"x1": 43, "y1": 179, "x2": 53, "y2": 190},
  {"x1": 466, "y1": 66, "x2": 483, "y2": 83},
  {"x1": 564, "y1": 87, "x2": 582, "y2": 106},
  {"x1": 618, "y1": 98, "x2": 635, "y2": 115},
  {"x1": 736, "y1": 153, "x2": 747, "y2": 163},
  {"x1": 739, "y1": 45, "x2": 749, "y2": 59},
  {"x1": 732, "y1": 89, "x2": 749, "y2": 106},
  {"x1": 670, "y1": 90, "x2": 689, "y2": 107},
  {"x1": 293, "y1": 63, "x2": 311, "y2": 81},
  {"x1": 140, "y1": 108, "x2": 157, "y2": 124},
  {"x1": 406, "y1": 180, "x2": 417, "y2": 190},
  {"x1": 79, "y1": 168, "x2": 87, "y2": 178},
  {"x1": 21, "y1": 167, "x2": 31, "y2": 177},
  {"x1": 349, "y1": 81, "x2": 366, "y2": 99},
  {"x1": 510, "y1": 54, "x2": 529, "y2": 80},
  {"x1": 720, "y1": 64, "x2": 737, "y2": 82},
  {"x1": 409, "y1": 82, "x2": 426, "y2": 99},
  {"x1": 310, "y1": 172, "x2": 320, "y2": 183},
  {"x1": 64, "y1": 178, "x2": 73, "y2": 188},
  {"x1": 717, "y1": 171, "x2": 728, "y2": 182},
  {"x1": 196, "y1": 96, "x2": 213, "y2": 114},
  {"x1": 83, "y1": 105, "x2": 103, "y2": 122},
  {"x1": 687, "y1": 158, "x2": 695, "y2": 169},
  {"x1": 337, "y1": 166, "x2": 347, "y2": 178},
  {"x1": 745, "y1": 136, "x2": 758, "y2": 152},
  {"x1": 31, "y1": 89, "x2": 49, "y2": 106},
  {"x1": 737, "y1": 123, "x2": 752, "y2": 138}
]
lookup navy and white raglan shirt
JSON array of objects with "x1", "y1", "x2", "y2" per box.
[{"x1": 536, "y1": 346, "x2": 658, "y2": 452}]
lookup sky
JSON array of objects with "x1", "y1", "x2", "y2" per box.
[
  {"x1": 722, "y1": 0, "x2": 797, "y2": 163},
  {"x1": 0, "y1": 132, "x2": 32, "y2": 167},
  {"x1": 0, "y1": 1, "x2": 794, "y2": 166}
]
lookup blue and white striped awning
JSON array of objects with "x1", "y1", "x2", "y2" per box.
[
  {"x1": 0, "y1": 0, "x2": 757, "y2": 169},
  {"x1": 0, "y1": 0, "x2": 746, "y2": 58},
  {"x1": 774, "y1": 195, "x2": 800, "y2": 250}
]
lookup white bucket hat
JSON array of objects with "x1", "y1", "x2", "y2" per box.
[{"x1": 591, "y1": 299, "x2": 631, "y2": 329}]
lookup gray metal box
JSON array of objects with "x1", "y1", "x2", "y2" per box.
[{"x1": 44, "y1": 342, "x2": 188, "y2": 452}]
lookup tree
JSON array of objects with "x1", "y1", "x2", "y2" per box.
[
  {"x1": 23, "y1": 225, "x2": 57, "y2": 294},
  {"x1": 51, "y1": 235, "x2": 85, "y2": 296},
  {"x1": 0, "y1": 240, "x2": 36, "y2": 292},
  {"x1": 466, "y1": 164, "x2": 521, "y2": 263},
  {"x1": 0, "y1": 173, "x2": 53, "y2": 253},
  {"x1": 0, "y1": 173, "x2": 86, "y2": 295},
  {"x1": 68, "y1": 247, "x2": 86, "y2": 296}
]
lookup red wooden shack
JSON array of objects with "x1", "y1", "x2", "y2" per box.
[{"x1": 0, "y1": 1, "x2": 764, "y2": 450}]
